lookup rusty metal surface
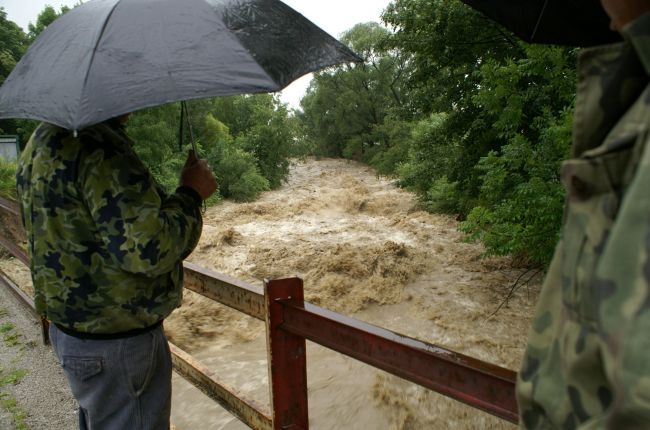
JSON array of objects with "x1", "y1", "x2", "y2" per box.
[
  {"x1": 0, "y1": 197, "x2": 29, "y2": 266},
  {"x1": 277, "y1": 301, "x2": 519, "y2": 424},
  {"x1": 0, "y1": 196, "x2": 20, "y2": 217},
  {"x1": 169, "y1": 342, "x2": 273, "y2": 430},
  {"x1": 183, "y1": 262, "x2": 265, "y2": 320},
  {"x1": 265, "y1": 279, "x2": 308, "y2": 430},
  {"x1": 0, "y1": 234, "x2": 28, "y2": 266},
  {"x1": 0, "y1": 268, "x2": 36, "y2": 317},
  {"x1": 41, "y1": 317, "x2": 50, "y2": 345},
  {"x1": 0, "y1": 267, "x2": 48, "y2": 344}
]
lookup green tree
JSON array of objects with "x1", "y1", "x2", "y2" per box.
[
  {"x1": 127, "y1": 103, "x2": 190, "y2": 193},
  {"x1": 196, "y1": 94, "x2": 297, "y2": 188},
  {"x1": 0, "y1": 4, "x2": 77, "y2": 142},
  {"x1": 459, "y1": 45, "x2": 576, "y2": 266},
  {"x1": 27, "y1": 4, "x2": 72, "y2": 41},
  {"x1": 382, "y1": 0, "x2": 524, "y2": 211},
  {"x1": 383, "y1": 0, "x2": 576, "y2": 266},
  {"x1": 300, "y1": 22, "x2": 408, "y2": 164},
  {"x1": 0, "y1": 8, "x2": 31, "y2": 141},
  {"x1": 0, "y1": 8, "x2": 27, "y2": 86},
  {"x1": 383, "y1": 0, "x2": 520, "y2": 115},
  {"x1": 237, "y1": 102, "x2": 294, "y2": 188},
  {"x1": 203, "y1": 114, "x2": 269, "y2": 201},
  {"x1": 127, "y1": 94, "x2": 294, "y2": 202}
]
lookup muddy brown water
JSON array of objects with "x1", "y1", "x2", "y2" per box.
[{"x1": 1, "y1": 158, "x2": 541, "y2": 429}]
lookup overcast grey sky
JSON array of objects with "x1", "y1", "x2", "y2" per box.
[{"x1": 0, "y1": 0, "x2": 392, "y2": 109}]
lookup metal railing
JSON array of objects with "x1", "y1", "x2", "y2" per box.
[{"x1": 0, "y1": 196, "x2": 519, "y2": 428}]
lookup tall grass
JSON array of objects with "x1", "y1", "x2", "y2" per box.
[{"x1": 0, "y1": 159, "x2": 17, "y2": 200}]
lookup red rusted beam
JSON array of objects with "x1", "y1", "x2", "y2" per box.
[
  {"x1": 0, "y1": 196, "x2": 20, "y2": 217},
  {"x1": 183, "y1": 262, "x2": 265, "y2": 320},
  {"x1": 0, "y1": 268, "x2": 36, "y2": 317},
  {"x1": 0, "y1": 268, "x2": 49, "y2": 344},
  {"x1": 0, "y1": 234, "x2": 29, "y2": 266},
  {"x1": 0, "y1": 197, "x2": 29, "y2": 266},
  {"x1": 277, "y1": 300, "x2": 519, "y2": 424},
  {"x1": 265, "y1": 278, "x2": 309, "y2": 430}
]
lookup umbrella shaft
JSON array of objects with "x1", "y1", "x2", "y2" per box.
[{"x1": 180, "y1": 101, "x2": 198, "y2": 154}]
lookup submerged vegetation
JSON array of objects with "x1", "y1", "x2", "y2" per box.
[{"x1": 0, "y1": 0, "x2": 577, "y2": 267}]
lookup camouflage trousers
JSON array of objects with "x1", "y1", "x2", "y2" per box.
[{"x1": 516, "y1": 119, "x2": 650, "y2": 428}]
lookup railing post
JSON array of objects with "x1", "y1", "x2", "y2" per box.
[
  {"x1": 265, "y1": 278, "x2": 309, "y2": 430},
  {"x1": 41, "y1": 318, "x2": 50, "y2": 345}
]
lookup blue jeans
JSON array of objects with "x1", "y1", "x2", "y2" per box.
[{"x1": 49, "y1": 323, "x2": 172, "y2": 430}]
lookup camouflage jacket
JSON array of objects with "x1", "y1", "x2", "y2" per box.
[
  {"x1": 517, "y1": 13, "x2": 650, "y2": 429},
  {"x1": 16, "y1": 120, "x2": 202, "y2": 334}
]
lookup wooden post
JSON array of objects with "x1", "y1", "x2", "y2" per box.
[{"x1": 265, "y1": 278, "x2": 308, "y2": 430}]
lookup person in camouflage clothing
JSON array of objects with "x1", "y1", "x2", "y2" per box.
[
  {"x1": 16, "y1": 116, "x2": 217, "y2": 429},
  {"x1": 517, "y1": 1, "x2": 650, "y2": 428}
]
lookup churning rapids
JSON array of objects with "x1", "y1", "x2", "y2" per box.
[{"x1": 1, "y1": 158, "x2": 541, "y2": 429}]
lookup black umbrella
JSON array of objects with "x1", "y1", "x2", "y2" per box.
[
  {"x1": 0, "y1": 0, "x2": 360, "y2": 131},
  {"x1": 460, "y1": 0, "x2": 622, "y2": 47}
]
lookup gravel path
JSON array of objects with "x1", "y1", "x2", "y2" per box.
[{"x1": 0, "y1": 280, "x2": 77, "y2": 430}]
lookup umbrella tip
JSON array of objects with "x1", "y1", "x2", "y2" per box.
[{"x1": 73, "y1": 130, "x2": 78, "y2": 138}]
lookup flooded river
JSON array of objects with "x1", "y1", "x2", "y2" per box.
[
  {"x1": 0, "y1": 158, "x2": 540, "y2": 429},
  {"x1": 166, "y1": 158, "x2": 541, "y2": 429}
]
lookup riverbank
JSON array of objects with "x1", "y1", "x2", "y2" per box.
[{"x1": 0, "y1": 277, "x2": 77, "y2": 429}]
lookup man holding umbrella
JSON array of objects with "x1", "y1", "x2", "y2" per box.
[
  {"x1": 0, "y1": 1, "x2": 359, "y2": 428},
  {"x1": 514, "y1": 1, "x2": 650, "y2": 428},
  {"x1": 16, "y1": 114, "x2": 217, "y2": 429}
]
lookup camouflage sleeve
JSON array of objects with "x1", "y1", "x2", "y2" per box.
[{"x1": 77, "y1": 140, "x2": 202, "y2": 278}]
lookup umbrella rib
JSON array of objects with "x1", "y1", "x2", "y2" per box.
[
  {"x1": 75, "y1": 0, "x2": 122, "y2": 130},
  {"x1": 530, "y1": 0, "x2": 549, "y2": 42}
]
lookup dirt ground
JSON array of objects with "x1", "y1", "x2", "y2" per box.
[{"x1": 0, "y1": 157, "x2": 542, "y2": 429}]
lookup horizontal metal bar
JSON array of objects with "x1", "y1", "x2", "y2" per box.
[
  {"x1": 0, "y1": 267, "x2": 49, "y2": 344},
  {"x1": 183, "y1": 262, "x2": 265, "y2": 320},
  {"x1": 0, "y1": 234, "x2": 29, "y2": 266},
  {"x1": 0, "y1": 268, "x2": 37, "y2": 318},
  {"x1": 278, "y1": 301, "x2": 519, "y2": 424},
  {"x1": 169, "y1": 342, "x2": 272, "y2": 430},
  {"x1": 0, "y1": 196, "x2": 20, "y2": 217},
  {"x1": 0, "y1": 197, "x2": 29, "y2": 266}
]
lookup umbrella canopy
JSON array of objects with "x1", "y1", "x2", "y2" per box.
[
  {"x1": 0, "y1": 0, "x2": 360, "y2": 130},
  {"x1": 460, "y1": 0, "x2": 622, "y2": 47}
]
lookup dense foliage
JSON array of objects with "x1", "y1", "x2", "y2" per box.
[
  {"x1": 2, "y1": 1, "x2": 579, "y2": 267},
  {"x1": 300, "y1": 22, "x2": 408, "y2": 162},
  {"x1": 0, "y1": 158, "x2": 17, "y2": 200},
  {"x1": 126, "y1": 95, "x2": 298, "y2": 202},
  {"x1": 0, "y1": 8, "x2": 33, "y2": 145},
  {"x1": 299, "y1": 1, "x2": 577, "y2": 267},
  {"x1": 1, "y1": 4, "x2": 80, "y2": 144}
]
